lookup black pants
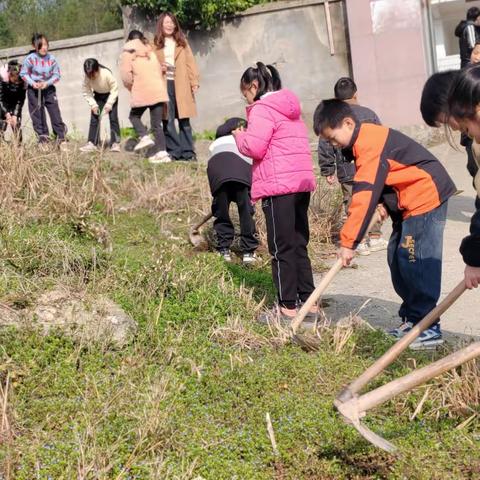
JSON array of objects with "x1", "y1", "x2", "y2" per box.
[
  {"x1": 27, "y1": 86, "x2": 65, "y2": 143},
  {"x1": 88, "y1": 93, "x2": 120, "y2": 147},
  {"x1": 262, "y1": 192, "x2": 315, "y2": 309},
  {"x1": 0, "y1": 113, "x2": 22, "y2": 143},
  {"x1": 212, "y1": 183, "x2": 258, "y2": 253},
  {"x1": 129, "y1": 102, "x2": 166, "y2": 153},
  {"x1": 163, "y1": 80, "x2": 195, "y2": 160}
]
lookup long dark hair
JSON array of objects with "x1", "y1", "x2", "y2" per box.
[
  {"x1": 420, "y1": 70, "x2": 459, "y2": 127},
  {"x1": 448, "y1": 64, "x2": 480, "y2": 120},
  {"x1": 31, "y1": 32, "x2": 48, "y2": 51},
  {"x1": 127, "y1": 30, "x2": 149, "y2": 45},
  {"x1": 83, "y1": 58, "x2": 111, "y2": 78},
  {"x1": 154, "y1": 12, "x2": 187, "y2": 49},
  {"x1": 240, "y1": 62, "x2": 282, "y2": 102}
]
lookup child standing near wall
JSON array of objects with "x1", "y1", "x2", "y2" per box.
[
  {"x1": 313, "y1": 99, "x2": 457, "y2": 349},
  {"x1": 0, "y1": 60, "x2": 26, "y2": 143},
  {"x1": 20, "y1": 33, "x2": 67, "y2": 150},
  {"x1": 233, "y1": 62, "x2": 318, "y2": 323},
  {"x1": 80, "y1": 58, "x2": 120, "y2": 153},
  {"x1": 208, "y1": 117, "x2": 258, "y2": 264},
  {"x1": 120, "y1": 30, "x2": 170, "y2": 164}
]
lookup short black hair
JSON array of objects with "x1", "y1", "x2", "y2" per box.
[
  {"x1": 313, "y1": 99, "x2": 357, "y2": 136},
  {"x1": 215, "y1": 117, "x2": 247, "y2": 139},
  {"x1": 467, "y1": 7, "x2": 480, "y2": 22},
  {"x1": 420, "y1": 70, "x2": 459, "y2": 127},
  {"x1": 448, "y1": 63, "x2": 480, "y2": 120},
  {"x1": 334, "y1": 77, "x2": 357, "y2": 101}
]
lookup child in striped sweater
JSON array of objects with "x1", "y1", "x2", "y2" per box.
[{"x1": 20, "y1": 33, "x2": 67, "y2": 150}]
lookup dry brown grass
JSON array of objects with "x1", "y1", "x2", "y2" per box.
[{"x1": 406, "y1": 357, "x2": 480, "y2": 422}]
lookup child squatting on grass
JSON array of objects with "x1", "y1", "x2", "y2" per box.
[
  {"x1": 20, "y1": 33, "x2": 67, "y2": 150},
  {"x1": 420, "y1": 66, "x2": 480, "y2": 291},
  {"x1": 313, "y1": 99, "x2": 457, "y2": 349},
  {"x1": 80, "y1": 58, "x2": 121, "y2": 153},
  {"x1": 232, "y1": 62, "x2": 318, "y2": 325}
]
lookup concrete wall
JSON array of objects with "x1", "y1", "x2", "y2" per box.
[
  {"x1": 0, "y1": 30, "x2": 130, "y2": 139},
  {"x1": 346, "y1": 0, "x2": 430, "y2": 127},
  {"x1": 124, "y1": 0, "x2": 351, "y2": 131},
  {"x1": 0, "y1": 0, "x2": 350, "y2": 140}
]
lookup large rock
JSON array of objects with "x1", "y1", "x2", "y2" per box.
[{"x1": 0, "y1": 288, "x2": 137, "y2": 347}]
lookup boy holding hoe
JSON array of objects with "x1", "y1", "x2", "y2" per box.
[{"x1": 313, "y1": 99, "x2": 456, "y2": 349}]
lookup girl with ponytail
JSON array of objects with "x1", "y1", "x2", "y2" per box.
[{"x1": 233, "y1": 62, "x2": 318, "y2": 324}]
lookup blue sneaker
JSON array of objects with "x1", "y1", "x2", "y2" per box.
[
  {"x1": 409, "y1": 325, "x2": 443, "y2": 350},
  {"x1": 388, "y1": 321, "x2": 413, "y2": 339}
]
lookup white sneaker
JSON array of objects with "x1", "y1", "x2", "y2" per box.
[
  {"x1": 218, "y1": 249, "x2": 232, "y2": 262},
  {"x1": 59, "y1": 141, "x2": 68, "y2": 152},
  {"x1": 242, "y1": 252, "x2": 258, "y2": 265},
  {"x1": 134, "y1": 135, "x2": 155, "y2": 151},
  {"x1": 368, "y1": 237, "x2": 389, "y2": 252},
  {"x1": 110, "y1": 143, "x2": 121, "y2": 153},
  {"x1": 80, "y1": 141, "x2": 98, "y2": 153},
  {"x1": 148, "y1": 150, "x2": 171, "y2": 164},
  {"x1": 356, "y1": 241, "x2": 371, "y2": 256}
]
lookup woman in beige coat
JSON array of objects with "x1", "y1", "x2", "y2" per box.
[
  {"x1": 120, "y1": 30, "x2": 170, "y2": 163},
  {"x1": 154, "y1": 12, "x2": 200, "y2": 161}
]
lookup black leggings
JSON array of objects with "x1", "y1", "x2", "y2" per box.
[{"x1": 262, "y1": 192, "x2": 315, "y2": 309}]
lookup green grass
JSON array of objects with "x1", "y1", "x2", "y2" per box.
[{"x1": 0, "y1": 148, "x2": 478, "y2": 479}]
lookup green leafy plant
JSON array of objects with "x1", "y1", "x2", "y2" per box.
[{"x1": 121, "y1": 0, "x2": 273, "y2": 29}]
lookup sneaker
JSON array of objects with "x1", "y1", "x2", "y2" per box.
[
  {"x1": 368, "y1": 237, "x2": 389, "y2": 252},
  {"x1": 110, "y1": 142, "x2": 121, "y2": 153},
  {"x1": 409, "y1": 325, "x2": 444, "y2": 350},
  {"x1": 80, "y1": 141, "x2": 98, "y2": 153},
  {"x1": 134, "y1": 135, "x2": 155, "y2": 151},
  {"x1": 218, "y1": 249, "x2": 232, "y2": 262},
  {"x1": 59, "y1": 141, "x2": 68, "y2": 152},
  {"x1": 356, "y1": 241, "x2": 371, "y2": 256},
  {"x1": 388, "y1": 321, "x2": 413, "y2": 339},
  {"x1": 242, "y1": 252, "x2": 258, "y2": 265},
  {"x1": 148, "y1": 150, "x2": 172, "y2": 164}
]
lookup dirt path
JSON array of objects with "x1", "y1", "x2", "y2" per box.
[{"x1": 316, "y1": 142, "x2": 480, "y2": 340}]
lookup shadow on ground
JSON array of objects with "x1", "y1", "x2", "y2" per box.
[{"x1": 322, "y1": 293, "x2": 478, "y2": 342}]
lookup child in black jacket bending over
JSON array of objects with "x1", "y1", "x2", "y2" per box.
[
  {"x1": 0, "y1": 60, "x2": 26, "y2": 142},
  {"x1": 207, "y1": 118, "x2": 258, "y2": 264}
]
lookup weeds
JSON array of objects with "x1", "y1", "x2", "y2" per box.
[{"x1": 0, "y1": 141, "x2": 477, "y2": 479}]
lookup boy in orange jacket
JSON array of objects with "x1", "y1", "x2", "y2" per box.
[{"x1": 313, "y1": 99, "x2": 457, "y2": 349}]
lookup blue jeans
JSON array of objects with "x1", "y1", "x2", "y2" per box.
[{"x1": 387, "y1": 201, "x2": 448, "y2": 326}]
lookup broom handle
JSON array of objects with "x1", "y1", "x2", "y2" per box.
[
  {"x1": 290, "y1": 209, "x2": 382, "y2": 334},
  {"x1": 340, "y1": 280, "x2": 466, "y2": 399}
]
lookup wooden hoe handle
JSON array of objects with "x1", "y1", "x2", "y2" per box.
[{"x1": 337, "y1": 280, "x2": 467, "y2": 401}]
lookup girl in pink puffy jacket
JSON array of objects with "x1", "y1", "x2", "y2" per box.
[{"x1": 233, "y1": 62, "x2": 317, "y2": 324}]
